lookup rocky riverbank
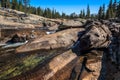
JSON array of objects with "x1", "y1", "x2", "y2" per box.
[{"x1": 0, "y1": 8, "x2": 120, "y2": 80}]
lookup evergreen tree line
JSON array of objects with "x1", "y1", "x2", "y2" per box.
[
  {"x1": 0, "y1": 0, "x2": 120, "y2": 19},
  {"x1": 98, "y1": 0, "x2": 120, "y2": 19},
  {"x1": 0, "y1": 0, "x2": 93, "y2": 19},
  {"x1": 0, "y1": 0, "x2": 62, "y2": 18},
  {"x1": 79, "y1": 0, "x2": 120, "y2": 19},
  {"x1": 0, "y1": 0, "x2": 28, "y2": 12}
]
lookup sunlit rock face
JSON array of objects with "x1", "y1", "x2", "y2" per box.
[
  {"x1": 10, "y1": 50, "x2": 78, "y2": 80},
  {"x1": 16, "y1": 28, "x2": 84, "y2": 53},
  {"x1": 81, "y1": 21, "x2": 111, "y2": 49},
  {"x1": 58, "y1": 19, "x2": 86, "y2": 31}
]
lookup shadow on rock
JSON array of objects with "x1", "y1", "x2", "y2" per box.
[{"x1": 71, "y1": 20, "x2": 112, "y2": 80}]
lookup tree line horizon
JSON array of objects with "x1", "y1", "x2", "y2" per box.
[{"x1": 0, "y1": 0, "x2": 120, "y2": 19}]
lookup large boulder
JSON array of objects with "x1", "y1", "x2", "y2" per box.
[
  {"x1": 72, "y1": 20, "x2": 120, "y2": 80},
  {"x1": 72, "y1": 21, "x2": 111, "y2": 55},
  {"x1": 16, "y1": 28, "x2": 84, "y2": 53}
]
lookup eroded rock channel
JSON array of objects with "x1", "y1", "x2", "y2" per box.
[{"x1": 0, "y1": 19, "x2": 120, "y2": 80}]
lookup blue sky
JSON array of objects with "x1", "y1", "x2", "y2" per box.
[{"x1": 30, "y1": 0, "x2": 111, "y2": 15}]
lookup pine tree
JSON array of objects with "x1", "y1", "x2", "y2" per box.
[
  {"x1": 102, "y1": 4, "x2": 105, "y2": 19},
  {"x1": 52, "y1": 9, "x2": 55, "y2": 18},
  {"x1": 47, "y1": 8, "x2": 52, "y2": 18},
  {"x1": 116, "y1": 1, "x2": 120, "y2": 18},
  {"x1": 62, "y1": 12, "x2": 66, "y2": 18},
  {"x1": 31, "y1": 7, "x2": 37, "y2": 14},
  {"x1": 79, "y1": 10, "x2": 83, "y2": 18},
  {"x1": 0, "y1": 0, "x2": 2, "y2": 7},
  {"x1": 32, "y1": 7, "x2": 37, "y2": 15},
  {"x1": 109, "y1": 0, "x2": 113, "y2": 9},
  {"x1": 106, "y1": 0, "x2": 114, "y2": 18},
  {"x1": 91, "y1": 14, "x2": 96, "y2": 19},
  {"x1": 36, "y1": 7, "x2": 43, "y2": 16},
  {"x1": 6, "y1": 0, "x2": 10, "y2": 8},
  {"x1": 113, "y1": 0, "x2": 117, "y2": 17},
  {"x1": 11, "y1": 0, "x2": 18, "y2": 10},
  {"x1": 1, "y1": 0, "x2": 6, "y2": 8},
  {"x1": 43, "y1": 9, "x2": 47, "y2": 18},
  {"x1": 98, "y1": 6, "x2": 103, "y2": 19},
  {"x1": 0, "y1": 1, "x2": 1, "y2": 7},
  {"x1": 54, "y1": 9, "x2": 57, "y2": 18},
  {"x1": 23, "y1": 0, "x2": 30, "y2": 13},
  {"x1": 111, "y1": 8, "x2": 114, "y2": 18},
  {"x1": 70, "y1": 12, "x2": 77, "y2": 19},
  {"x1": 86, "y1": 4, "x2": 90, "y2": 18},
  {"x1": 55, "y1": 12, "x2": 60, "y2": 18},
  {"x1": 83, "y1": 9, "x2": 85, "y2": 18},
  {"x1": 18, "y1": 0, "x2": 23, "y2": 11},
  {"x1": 1, "y1": 0, "x2": 10, "y2": 8},
  {"x1": 106, "y1": 8, "x2": 111, "y2": 19}
]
